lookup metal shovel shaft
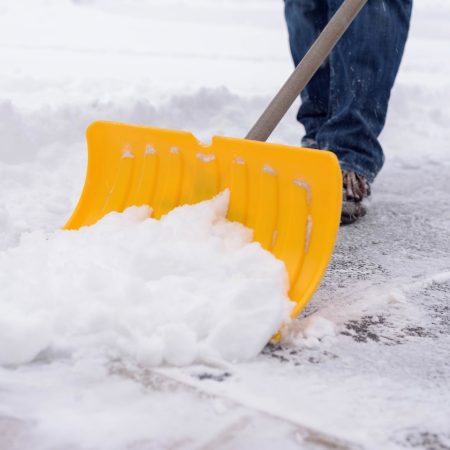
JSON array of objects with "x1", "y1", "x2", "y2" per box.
[{"x1": 246, "y1": 0, "x2": 368, "y2": 142}]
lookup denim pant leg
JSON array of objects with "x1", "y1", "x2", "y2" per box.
[
  {"x1": 316, "y1": 0, "x2": 413, "y2": 182},
  {"x1": 284, "y1": 0, "x2": 330, "y2": 146}
]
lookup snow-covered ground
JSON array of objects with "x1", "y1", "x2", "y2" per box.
[{"x1": 1, "y1": 0, "x2": 449, "y2": 449}]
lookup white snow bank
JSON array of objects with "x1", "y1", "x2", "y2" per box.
[
  {"x1": 0, "y1": 90, "x2": 265, "y2": 164},
  {"x1": 0, "y1": 191, "x2": 293, "y2": 367}
]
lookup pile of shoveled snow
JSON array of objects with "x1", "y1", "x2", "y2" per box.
[{"x1": 0, "y1": 192, "x2": 293, "y2": 367}]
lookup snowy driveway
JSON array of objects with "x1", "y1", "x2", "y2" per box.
[{"x1": 0, "y1": 1, "x2": 449, "y2": 449}]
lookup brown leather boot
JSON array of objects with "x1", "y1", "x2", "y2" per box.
[{"x1": 341, "y1": 170, "x2": 371, "y2": 225}]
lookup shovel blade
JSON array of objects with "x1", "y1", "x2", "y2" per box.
[{"x1": 65, "y1": 121, "x2": 342, "y2": 317}]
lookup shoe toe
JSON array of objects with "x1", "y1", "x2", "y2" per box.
[{"x1": 340, "y1": 200, "x2": 367, "y2": 225}]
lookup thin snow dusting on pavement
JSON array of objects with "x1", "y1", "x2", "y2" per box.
[{"x1": 1, "y1": 0, "x2": 449, "y2": 449}]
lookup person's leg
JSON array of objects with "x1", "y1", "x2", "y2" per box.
[
  {"x1": 316, "y1": 0, "x2": 413, "y2": 183},
  {"x1": 284, "y1": 0, "x2": 329, "y2": 147}
]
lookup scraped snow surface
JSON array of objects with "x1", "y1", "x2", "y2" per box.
[{"x1": 1, "y1": 0, "x2": 449, "y2": 449}]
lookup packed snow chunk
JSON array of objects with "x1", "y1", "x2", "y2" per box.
[
  {"x1": 0, "y1": 191, "x2": 293, "y2": 367},
  {"x1": 284, "y1": 314, "x2": 336, "y2": 348},
  {"x1": 302, "y1": 315, "x2": 336, "y2": 339}
]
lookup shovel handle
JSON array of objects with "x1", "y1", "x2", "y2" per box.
[{"x1": 246, "y1": 0, "x2": 368, "y2": 142}]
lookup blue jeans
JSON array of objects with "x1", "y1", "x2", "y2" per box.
[{"x1": 284, "y1": 0, "x2": 412, "y2": 182}]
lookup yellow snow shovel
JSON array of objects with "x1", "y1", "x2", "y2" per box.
[{"x1": 65, "y1": 0, "x2": 367, "y2": 320}]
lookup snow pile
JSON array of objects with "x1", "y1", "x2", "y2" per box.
[{"x1": 0, "y1": 191, "x2": 293, "y2": 367}]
